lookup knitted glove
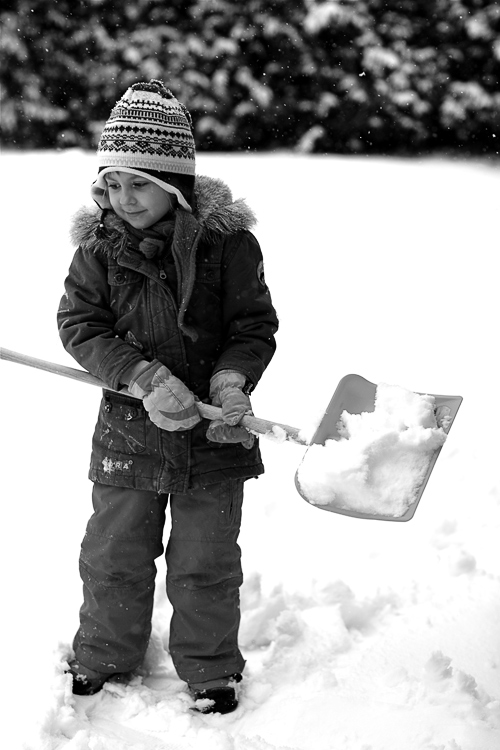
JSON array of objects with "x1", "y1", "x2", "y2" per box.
[
  {"x1": 128, "y1": 360, "x2": 201, "y2": 432},
  {"x1": 206, "y1": 370, "x2": 255, "y2": 449}
]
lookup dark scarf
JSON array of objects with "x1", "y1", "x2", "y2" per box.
[{"x1": 126, "y1": 210, "x2": 202, "y2": 342}]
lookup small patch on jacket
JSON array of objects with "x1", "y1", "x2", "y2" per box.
[
  {"x1": 257, "y1": 260, "x2": 267, "y2": 288},
  {"x1": 102, "y1": 457, "x2": 134, "y2": 474}
]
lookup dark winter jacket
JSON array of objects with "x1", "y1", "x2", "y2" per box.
[{"x1": 58, "y1": 175, "x2": 279, "y2": 493}]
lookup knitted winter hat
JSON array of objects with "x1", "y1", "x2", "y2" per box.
[{"x1": 92, "y1": 80, "x2": 196, "y2": 211}]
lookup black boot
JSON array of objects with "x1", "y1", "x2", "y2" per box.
[
  {"x1": 189, "y1": 673, "x2": 242, "y2": 715},
  {"x1": 67, "y1": 659, "x2": 111, "y2": 696}
]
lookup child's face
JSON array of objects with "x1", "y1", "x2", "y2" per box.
[{"x1": 105, "y1": 172, "x2": 174, "y2": 228}]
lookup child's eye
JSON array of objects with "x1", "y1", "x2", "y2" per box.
[
  {"x1": 133, "y1": 181, "x2": 148, "y2": 189},
  {"x1": 107, "y1": 183, "x2": 119, "y2": 190}
]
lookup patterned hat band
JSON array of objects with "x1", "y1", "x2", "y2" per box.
[{"x1": 94, "y1": 80, "x2": 196, "y2": 210}]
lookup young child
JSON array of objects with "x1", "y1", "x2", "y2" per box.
[{"x1": 57, "y1": 79, "x2": 278, "y2": 714}]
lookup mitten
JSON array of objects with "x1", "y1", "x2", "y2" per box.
[
  {"x1": 128, "y1": 360, "x2": 201, "y2": 431},
  {"x1": 206, "y1": 370, "x2": 254, "y2": 449},
  {"x1": 206, "y1": 420, "x2": 255, "y2": 449}
]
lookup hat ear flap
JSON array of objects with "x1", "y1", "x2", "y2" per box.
[{"x1": 91, "y1": 181, "x2": 112, "y2": 210}]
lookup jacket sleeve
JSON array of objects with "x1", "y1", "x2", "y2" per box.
[
  {"x1": 57, "y1": 246, "x2": 145, "y2": 390},
  {"x1": 213, "y1": 230, "x2": 279, "y2": 389}
]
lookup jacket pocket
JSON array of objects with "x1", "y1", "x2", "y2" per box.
[
  {"x1": 196, "y1": 262, "x2": 221, "y2": 285},
  {"x1": 107, "y1": 263, "x2": 144, "y2": 316},
  {"x1": 187, "y1": 263, "x2": 222, "y2": 334},
  {"x1": 218, "y1": 478, "x2": 244, "y2": 530},
  {"x1": 95, "y1": 393, "x2": 148, "y2": 455}
]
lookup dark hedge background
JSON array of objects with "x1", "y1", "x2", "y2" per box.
[{"x1": 1, "y1": 0, "x2": 499, "y2": 155}]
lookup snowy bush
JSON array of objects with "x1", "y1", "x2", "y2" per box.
[{"x1": 1, "y1": 0, "x2": 499, "y2": 154}]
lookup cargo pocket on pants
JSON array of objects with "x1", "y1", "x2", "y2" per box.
[{"x1": 218, "y1": 478, "x2": 244, "y2": 530}]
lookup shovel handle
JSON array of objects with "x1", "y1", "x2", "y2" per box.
[{"x1": 0, "y1": 347, "x2": 306, "y2": 445}]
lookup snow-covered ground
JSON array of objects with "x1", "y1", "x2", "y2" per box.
[{"x1": 1, "y1": 151, "x2": 499, "y2": 750}]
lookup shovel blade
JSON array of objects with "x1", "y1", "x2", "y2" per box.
[{"x1": 295, "y1": 374, "x2": 463, "y2": 522}]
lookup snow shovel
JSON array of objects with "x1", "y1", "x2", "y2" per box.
[
  {"x1": 0, "y1": 347, "x2": 306, "y2": 444},
  {"x1": 295, "y1": 374, "x2": 462, "y2": 522},
  {"x1": 0, "y1": 349, "x2": 462, "y2": 521}
]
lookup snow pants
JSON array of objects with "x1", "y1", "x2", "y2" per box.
[{"x1": 73, "y1": 480, "x2": 246, "y2": 684}]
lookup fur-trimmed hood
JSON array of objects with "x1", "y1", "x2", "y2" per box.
[{"x1": 70, "y1": 174, "x2": 257, "y2": 252}]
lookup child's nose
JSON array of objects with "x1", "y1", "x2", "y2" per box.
[{"x1": 120, "y1": 189, "x2": 136, "y2": 205}]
